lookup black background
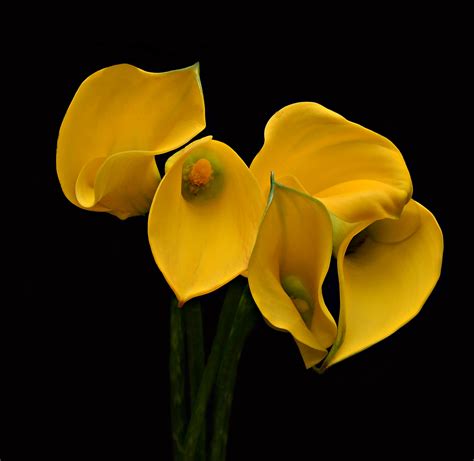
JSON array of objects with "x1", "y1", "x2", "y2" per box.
[{"x1": 8, "y1": 23, "x2": 469, "y2": 459}]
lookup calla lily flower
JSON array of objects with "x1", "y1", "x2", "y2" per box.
[
  {"x1": 148, "y1": 136, "x2": 265, "y2": 306},
  {"x1": 248, "y1": 176, "x2": 337, "y2": 368},
  {"x1": 250, "y1": 102, "x2": 413, "y2": 226},
  {"x1": 320, "y1": 198, "x2": 443, "y2": 369},
  {"x1": 57, "y1": 63, "x2": 205, "y2": 219}
]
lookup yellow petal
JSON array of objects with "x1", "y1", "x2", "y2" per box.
[
  {"x1": 57, "y1": 63, "x2": 205, "y2": 217},
  {"x1": 250, "y1": 102, "x2": 412, "y2": 223},
  {"x1": 248, "y1": 178, "x2": 337, "y2": 368},
  {"x1": 317, "y1": 179, "x2": 410, "y2": 223},
  {"x1": 324, "y1": 200, "x2": 443, "y2": 367},
  {"x1": 75, "y1": 151, "x2": 161, "y2": 220},
  {"x1": 148, "y1": 137, "x2": 265, "y2": 305}
]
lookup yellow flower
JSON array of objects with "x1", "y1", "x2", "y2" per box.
[
  {"x1": 250, "y1": 102, "x2": 412, "y2": 225},
  {"x1": 57, "y1": 63, "x2": 205, "y2": 219},
  {"x1": 248, "y1": 176, "x2": 337, "y2": 368},
  {"x1": 321, "y1": 199, "x2": 443, "y2": 369},
  {"x1": 148, "y1": 136, "x2": 265, "y2": 306},
  {"x1": 250, "y1": 102, "x2": 443, "y2": 367}
]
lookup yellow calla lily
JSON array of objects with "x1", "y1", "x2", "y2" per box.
[
  {"x1": 57, "y1": 63, "x2": 205, "y2": 219},
  {"x1": 248, "y1": 176, "x2": 337, "y2": 368},
  {"x1": 148, "y1": 136, "x2": 265, "y2": 306},
  {"x1": 320, "y1": 199, "x2": 443, "y2": 369},
  {"x1": 250, "y1": 102, "x2": 412, "y2": 224}
]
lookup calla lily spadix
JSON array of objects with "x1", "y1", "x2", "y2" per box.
[
  {"x1": 248, "y1": 175, "x2": 337, "y2": 368},
  {"x1": 57, "y1": 63, "x2": 205, "y2": 219},
  {"x1": 148, "y1": 136, "x2": 265, "y2": 306}
]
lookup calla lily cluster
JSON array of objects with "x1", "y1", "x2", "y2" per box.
[
  {"x1": 57, "y1": 63, "x2": 264, "y2": 307},
  {"x1": 249, "y1": 102, "x2": 443, "y2": 369},
  {"x1": 57, "y1": 64, "x2": 443, "y2": 371}
]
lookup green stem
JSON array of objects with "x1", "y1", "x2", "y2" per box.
[
  {"x1": 182, "y1": 277, "x2": 246, "y2": 460},
  {"x1": 169, "y1": 297, "x2": 186, "y2": 461},
  {"x1": 210, "y1": 286, "x2": 259, "y2": 461},
  {"x1": 184, "y1": 299, "x2": 206, "y2": 461}
]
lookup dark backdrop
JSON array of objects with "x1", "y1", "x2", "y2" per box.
[{"x1": 8, "y1": 27, "x2": 468, "y2": 459}]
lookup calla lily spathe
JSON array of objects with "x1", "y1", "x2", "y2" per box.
[
  {"x1": 320, "y1": 199, "x2": 443, "y2": 369},
  {"x1": 250, "y1": 102, "x2": 443, "y2": 367},
  {"x1": 248, "y1": 177, "x2": 336, "y2": 368},
  {"x1": 250, "y1": 102, "x2": 412, "y2": 225},
  {"x1": 57, "y1": 63, "x2": 205, "y2": 219},
  {"x1": 148, "y1": 136, "x2": 265, "y2": 306}
]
